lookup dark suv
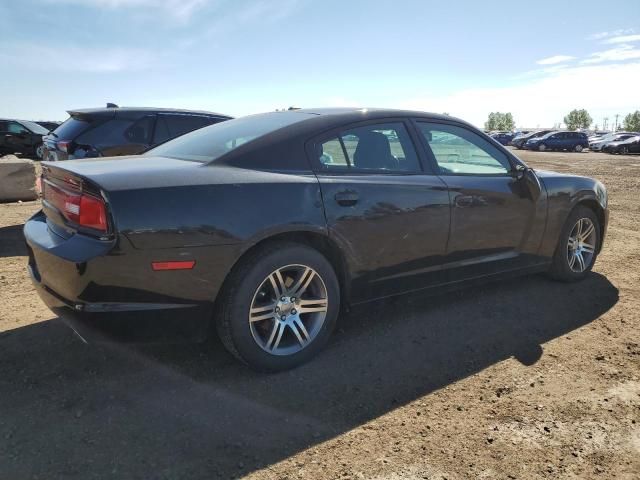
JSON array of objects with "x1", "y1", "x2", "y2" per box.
[
  {"x1": 42, "y1": 106, "x2": 232, "y2": 161},
  {"x1": 0, "y1": 119, "x2": 50, "y2": 159},
  {"x1": 524, "y1": 131, "x2": 589, "y2": 152}
]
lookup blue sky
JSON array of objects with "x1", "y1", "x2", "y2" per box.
[{"x1": 1, "y1": 0, "x2": 639, "y2": 128}]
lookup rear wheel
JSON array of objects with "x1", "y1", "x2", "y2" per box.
[
  {"x1": 538, "y1": 144, "x2": 547, "y2": 152},
  {"x1": 216, "y1": 242, "x2": 340, "y2": 371},
  {"x1": 574, "y1": 144, "x2": 583, "y2": 152},
  {"x1": 548, "y1": 206, "x2": 600, "y2": 282},
  {"x1": 621, "y1": 146, "x2": 629, "y2": 155}
]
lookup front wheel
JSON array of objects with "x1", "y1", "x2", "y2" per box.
[
  {"x1": 575, "y1": 144, "x2": 583, "y2": 153},
  {"x1": 548, "y1": 206, "x2": 600, "y2": 282},
  {"x1": 34, "y1": 143, "x2": 44, "y2": 160},
  {"x1": 216, "y1": 242, "x2": 340, "y2": 371},
  {"x1": 621, "y1": 146, "x2": 629, "y2": 155},
  {"x1": 538, "y1": 144, "x2": 547, "y2": 152}
]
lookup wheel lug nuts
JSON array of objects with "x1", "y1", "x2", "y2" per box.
[
  {"x1": 275, "y1": 307, "x2": 280, "y2": 313},
  {"x1": 281, "y1": 315, "x2": 286, "y2": 321},
  {"x1": 291, "y1": 297, "x2": 296, "y2": 302},
  {"x1": 291, "y1": 309, "x2": 297, "y2": 315},
  {"x1": 280, "y1": 296, "x2": 286, "y2": 302}
]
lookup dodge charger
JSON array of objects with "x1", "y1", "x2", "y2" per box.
[{"x1": 24, "y1": 108, "x2": 608, "y2": 371}]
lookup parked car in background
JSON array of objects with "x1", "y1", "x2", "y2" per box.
[
  {"x1": 602, "y1": 135, "x2": 640, "y2": 154},
  {"x1": 525, "y1": 131, "x2": 589, "y2": 152},
  {"x1": 42, "y1": 105, "x2": 232, "y2": 161},
  {"x1": 25, "y1": 108, "x2": 608, "y2": 371},
  {"x1": 589, "y1": 132, "x2": 638, "y2": 151},
  {"x1": 489, "y1": 131, "x2": 515, "y2": 145},
  {"x1": 0, "y1": 119, "x2": 50, "y2": 159},
  {"x1": 36, "y1": 121, "x2": 62, "y2": 132},
  {"x1": 511, "y1": 130, "x2": 553, "y2": 149}
]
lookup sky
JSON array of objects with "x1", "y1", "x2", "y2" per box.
[{"x1": 0, "y1": 0, "x2": 639, "y2": 129}]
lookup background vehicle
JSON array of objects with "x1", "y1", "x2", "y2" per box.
[
  {"x1": 489, "y1": 131, "x2": 515, "y2": 145},
  {"x1": 589, "y1": 132, "x2": 638, "y2": 151},
  {"x1": 0, "y1": 119, "x2": 49, "y2": 159},
  {"x1": 511, "y1": 130, "x2": 553, "y2": 149},
  {"x1": 525, "y1": 131, "x2": 589, "y2": 152},
  {"x1": 42, "y1": 106, "x2": 232, "y2": 161},
  {"x1": 35, "y1": 121, "x2": 62, "y2": 132},
  {"x1": 25, "y1": 108, "x2": 608, "y2": 371},
  {"x1": 602, "y1": 135, "x2": 640, "y2": 154}
]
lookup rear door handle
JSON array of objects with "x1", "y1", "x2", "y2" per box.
[
  {"x1": 454, "y1": 195, "x2": 474, "y2": 208},
  {"x1": 335, "y1": 190, "x2": 359, "y2": 206}
]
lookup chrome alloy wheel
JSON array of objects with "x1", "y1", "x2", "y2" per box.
[
  {"x1": 36, "y1": 144, "x2": 44, "y2": 159},
  {"x1": 567, "y1": 218, "x2": 597, "y2": 273},
  {"x1": 249, "y1": 264, "x2": 329, "y2": 356}
]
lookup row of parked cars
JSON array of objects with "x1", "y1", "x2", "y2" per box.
[
  {"x1": 4, "y1": 107, "x2": 639, "y2": 162},
  {"x1": 0, "y1": 105, "x2": 231, "y2": 161},
  {"x1": 488, "y1": 129, "x2": 640, "y2": 154}
]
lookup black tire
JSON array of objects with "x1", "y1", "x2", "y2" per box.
[
  {"x1": 548, "y1": 206, "x2": 601, "y2": 282},
  {"x1": 215, "y1": 241, "x2": 340, "y2": 372}
]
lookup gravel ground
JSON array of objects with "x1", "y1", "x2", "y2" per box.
[{"x1": 0, "y1": 149, "x2": 638, "y2": 480}]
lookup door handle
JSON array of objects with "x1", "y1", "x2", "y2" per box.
[
  {"x1": 334, "y1": 190, "x2": 359, "y2": 206},
  {"x1": 455, "y1": 195, "x2": 474, "y2": 208}
]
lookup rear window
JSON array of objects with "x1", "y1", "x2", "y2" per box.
[
  {"x1": 147, "y1": 112, "x2": 313, "y2": 163},
  {"x1": 75, "y1": 119, "x2": 134, "y2": 148},
  {"x1": 52, "y1": 116, "x2": 99, "y2": 139}
]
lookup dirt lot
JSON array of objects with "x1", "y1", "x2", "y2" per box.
[{"x1": 1, "y1": 150, "x2": 638, "y2": 480}]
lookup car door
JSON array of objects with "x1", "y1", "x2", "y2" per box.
[
  {"x1": 4, "y1": 121, "x2": 33, "y2": 154},
  {"x1": 414, "y1": 120, "x2": 546, "y2": 281},
  {"x1": 309, "y1": 119, "x2": 451, "y2": 302}
]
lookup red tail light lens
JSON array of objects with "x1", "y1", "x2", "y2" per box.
[
  {"x1": 43, "y1": 180, "x2": 108, "y2": 232},
  {"x1": 57, "y1": 141, "x2": 71, "y2": 153}
]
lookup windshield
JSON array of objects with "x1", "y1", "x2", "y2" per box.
[
  {"x1": 20, "y1": 120, "x2": 49, "y2": 134},
  {"x1": 146, "y1": 111, "x2": 314, "y2": 163}
]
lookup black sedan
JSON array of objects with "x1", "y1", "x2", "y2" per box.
[
  {"x1": 602, "y1": 135, "x2": 640, "y2": 154},
  {"x1": 24, "y1": 109, "x2": 609, "y2": 371}
]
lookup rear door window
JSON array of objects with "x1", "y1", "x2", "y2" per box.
[
  {"x1": 153, "y1": 115, "x2": 215, "y2": 144},
  {"x1": 317, "y1": 122, "x2": 421, "y2": 173},
  {"x1": 124, "y1": 115, "x2": 155, "y2": 144}
]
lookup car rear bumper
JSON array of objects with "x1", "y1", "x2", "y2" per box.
[{"x1": 24, "y1": 211, "x2": 214, "y2": 342}]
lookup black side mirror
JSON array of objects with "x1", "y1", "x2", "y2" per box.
[{"x1": 511, "y1": 164, "x2": 528, "y2": 179}]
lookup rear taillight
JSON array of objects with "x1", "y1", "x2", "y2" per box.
[
  {"x1": 42, "y1": 180, "x2": 108, "y2": 232},
  {"x1": 57, "y1": 140, "x2": 71, "y2": 153}
]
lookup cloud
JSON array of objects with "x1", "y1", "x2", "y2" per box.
[
  {"x1": 40, "y1": 0, "x2": 210, "y2": 22},
  {"x1": 582, "y1": 44, "x2": 640, "y2": 64},
  {"x1": 588, "y1": 28, "x2": 635, "y2": 40},
  {"x1": 0, "y1": 43, "x2": 159, "y2": 73},
  {"x1": 536, "y1": 55, "x2": 575, "y2": 65},
  {"x1": 603, "y1": 34, "x2": 640, "y2": 44},
  {"x1": 394, "y1": 62, "x2": 640, "y2": 128}
]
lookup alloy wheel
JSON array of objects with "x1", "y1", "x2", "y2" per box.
[
  {"x1": 567, "y1": 218, "x2": 597, "y2": 273},
  {"x1": 538, "y1": 144, "x2": 546, "y2": 152},
  {"x1": 249, "y1": 264, "x2": 329, "y2": 356},
  {"x1": 575, "y1": 145, "x2": 583, "y2": 152},
  {"x1": 621, "y1": 146, "x2": 629, "y2": 155},
  {"x1": 36, "y1": 144, "x2": 44, "y2": 159}
]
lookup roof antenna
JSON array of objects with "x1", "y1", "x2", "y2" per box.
[{"x1": 106, "y1": 102, "x2": 119, "y2": 108}]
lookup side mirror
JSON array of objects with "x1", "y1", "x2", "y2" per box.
[{"x1": 511, "y1": 164, "x2": 528, "y2": 179}]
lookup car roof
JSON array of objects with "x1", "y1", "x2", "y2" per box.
[{"x1": 67, "y1": 107, "x2": 232, "y2": 118}]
